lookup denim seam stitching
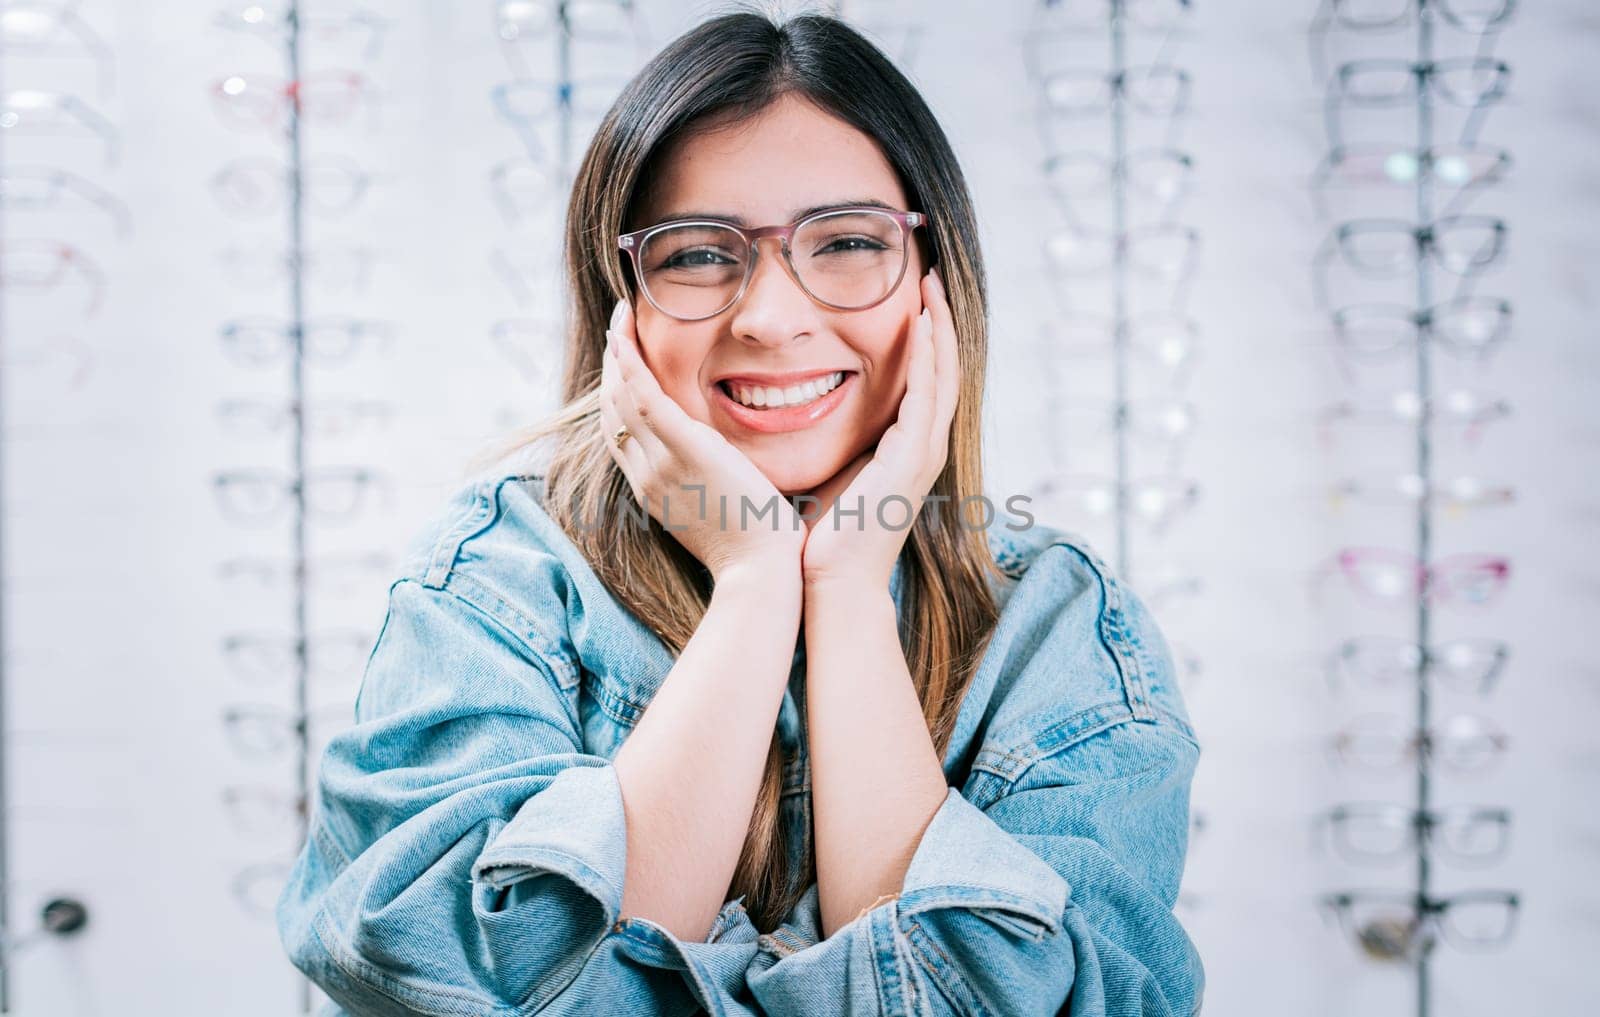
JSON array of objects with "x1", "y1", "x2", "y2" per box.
[
  {"x1": 1053, "y1": 539, "x2": 1156, "y2": 722},
  {"x1": 421, "y1": 479, "x2": 499, "y2": 590},
  {"x1": 612, "y1": 925, "x2": 728, "y2": 1017},
  {"x1": 772, "y1": 925, "x2": 812, "y2": 952},
  {"x1": 758, "y1": 932, "x2": 801, "y2": 958},
  {"x1": 900, "y1": 886, "x2": 1057, "y2": 931},
  {"x1": 707, "y1": 897, "x2": 749, "y2": 943},
  {"x1": 902, "y1": 914, "x2": 994, "y2": 1017},
  {"x1": 591, "y1": 678, "x2": 644, "y2": 728},
  {"x1": 442, "y1": 569, "x2": 579, "y2": 690},
  {"x1": 973, "y1": 700, "x2": 1138, "y2": 786},
  {"x1": 869, "y1": 904, "x2": 912, "y2": 1017},
  {"x1": 353, "y1": 576, "x2": 406, "y2": 724}
]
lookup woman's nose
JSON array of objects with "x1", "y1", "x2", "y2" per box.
[
  {"x1": 729, "y1": 237, "x2": 817, "y2": 343},
  {"x1": 736, "y1": 236, "x2": 812, "y2": 311}
]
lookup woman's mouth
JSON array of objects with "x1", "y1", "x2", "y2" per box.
[{"x1": 712, "y1": 370, "x2": 857, "y2": 434}]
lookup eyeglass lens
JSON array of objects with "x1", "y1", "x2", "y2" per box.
[{"x1": 635, "y1": 209, "x2": 909, "y2": 319}]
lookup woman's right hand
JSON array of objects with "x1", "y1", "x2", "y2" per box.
[{"x1": 598, "y1": 296, "x2": 805, "y2": 583}]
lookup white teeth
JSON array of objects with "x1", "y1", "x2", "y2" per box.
[{"x1": 729, "y1": 371, "x2": 844, "y2": 409}]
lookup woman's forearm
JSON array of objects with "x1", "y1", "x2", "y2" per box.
[
  {"x1": 803, "y1": 578, "x2": 949, "y2": 939},
  {"x1": 612, "y1": 556, "x2": 803, "y2": 942}
]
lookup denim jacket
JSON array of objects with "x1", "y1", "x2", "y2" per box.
[{"x1": 277, "y1": 471, "x2": 1205, "y2": 1017}]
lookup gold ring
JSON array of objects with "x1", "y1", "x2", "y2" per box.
[{"x1": 612, "y1": 425, "x2": 632, "y2": 449}]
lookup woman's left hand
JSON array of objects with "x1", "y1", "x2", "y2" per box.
[{"x1": 800, "y1": 266, "x2": 960, "y2": 591}]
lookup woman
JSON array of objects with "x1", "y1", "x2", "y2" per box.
[{"x1": 277, "y1": 9, "x2": 1204, "y2": 1016}]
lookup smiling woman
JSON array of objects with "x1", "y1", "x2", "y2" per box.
[{"x1": 275, "y1": 6, "x2": 1204, "y2": 1017}]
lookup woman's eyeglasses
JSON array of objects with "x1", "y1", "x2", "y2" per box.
[{"x1": 617, "y1": 206, "x2": 927, "y2": 322}]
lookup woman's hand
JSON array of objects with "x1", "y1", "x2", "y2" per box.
[
  {"x1": 599, "y1": 297, "x2": 806, "y2": 583},
  {"x1": 800, "y1": 267, "x2": 960, "y2": 590}
]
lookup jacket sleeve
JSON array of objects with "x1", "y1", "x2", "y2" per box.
[
  {"x1": 275, "y1": 576, "x2": 730, "y2": 1016},
  {"x1": 746, "y1": 542, "x2": 1206, "y2": 1017},
  {"x1": 745, "y1": 720, "x2": 1203, "y2": 1017}
]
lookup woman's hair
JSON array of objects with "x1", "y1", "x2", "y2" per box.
[{"x1": 470, "y1": 3, "x2": 1004, "y2": 933}]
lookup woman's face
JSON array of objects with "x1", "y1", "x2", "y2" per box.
[{"x1": 627, "y1": 92, "x2": 926, "y2": 499}]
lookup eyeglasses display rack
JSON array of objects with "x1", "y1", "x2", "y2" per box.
[
  {"x1": 1023, "y1": 0, "x2": 1203, "y2": 591},
  {"x1": 205, "y1": 3, "x2": 395, "y2": 1011},
  {"x1": 487, "y1": 1, "x2": 649, "y2": 433},
  {"x1": 1309, "y1": 3, "x2": 1522, "y2": 1013},
  {"x1": 1021, "y1": 0, "x2": 1208, "y2": 913}
]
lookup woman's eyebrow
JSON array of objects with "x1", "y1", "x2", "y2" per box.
[{"x1": 658, "y1": 198, "x2": 897, "y2": 225}]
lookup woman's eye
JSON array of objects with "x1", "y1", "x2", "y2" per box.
[
  {"x1": 817, "y1": 236, "x2": 884, "y2": 254},
  {"x1": 661, "y1": 247, "x2": 736, "y2": 269}
]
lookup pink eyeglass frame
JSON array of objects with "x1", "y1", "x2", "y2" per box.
[
  {"x1": 616, "y1": 205, "x2": 928, "y2": 322},
  {"x1": 1329, "y1": 547, "x2": 1512, "y2": 606}
]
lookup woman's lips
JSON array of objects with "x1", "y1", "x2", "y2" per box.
[{"x1": 712, "y1": 372, "x2": 856, "y2": 434}]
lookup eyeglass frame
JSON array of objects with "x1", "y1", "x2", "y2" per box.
[
  {"x1": 616, "y1": 206, "x2": 929, "y2": 323},
  {"x1": 1319, "y1": 889, "x2": 1521, "y2": 957}
]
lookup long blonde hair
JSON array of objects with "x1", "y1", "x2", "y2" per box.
[{"x1": 470, "y1": 7, "x2": 1005, "y2": 933}]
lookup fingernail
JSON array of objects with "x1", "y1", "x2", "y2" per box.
[
  {"x1": 610, "y1": 300, "x2": 627, "y2": 330},
  {"x1": 929, "y1": 266, "x2": 943, "y2": 291}
]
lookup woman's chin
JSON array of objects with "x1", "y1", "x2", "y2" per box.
[{"x1": 746, "y1": 457, "x2": 838, "y2": 500}]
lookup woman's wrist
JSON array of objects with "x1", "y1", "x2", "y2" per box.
[{"x1": 712, "y1": 550, "x2": 804, "y2": 605}]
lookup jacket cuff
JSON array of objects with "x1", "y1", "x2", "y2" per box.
[
  {"x1": 898, "y1": 786, "x2": 1068, "y2": 936},
  {"x1": 469, "y1": 758, "x2": 627, "y2": 929}
]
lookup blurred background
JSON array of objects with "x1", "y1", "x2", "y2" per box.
[{"x1": 2, "y1": 0, "x2": 1597, "y2": 1014}]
